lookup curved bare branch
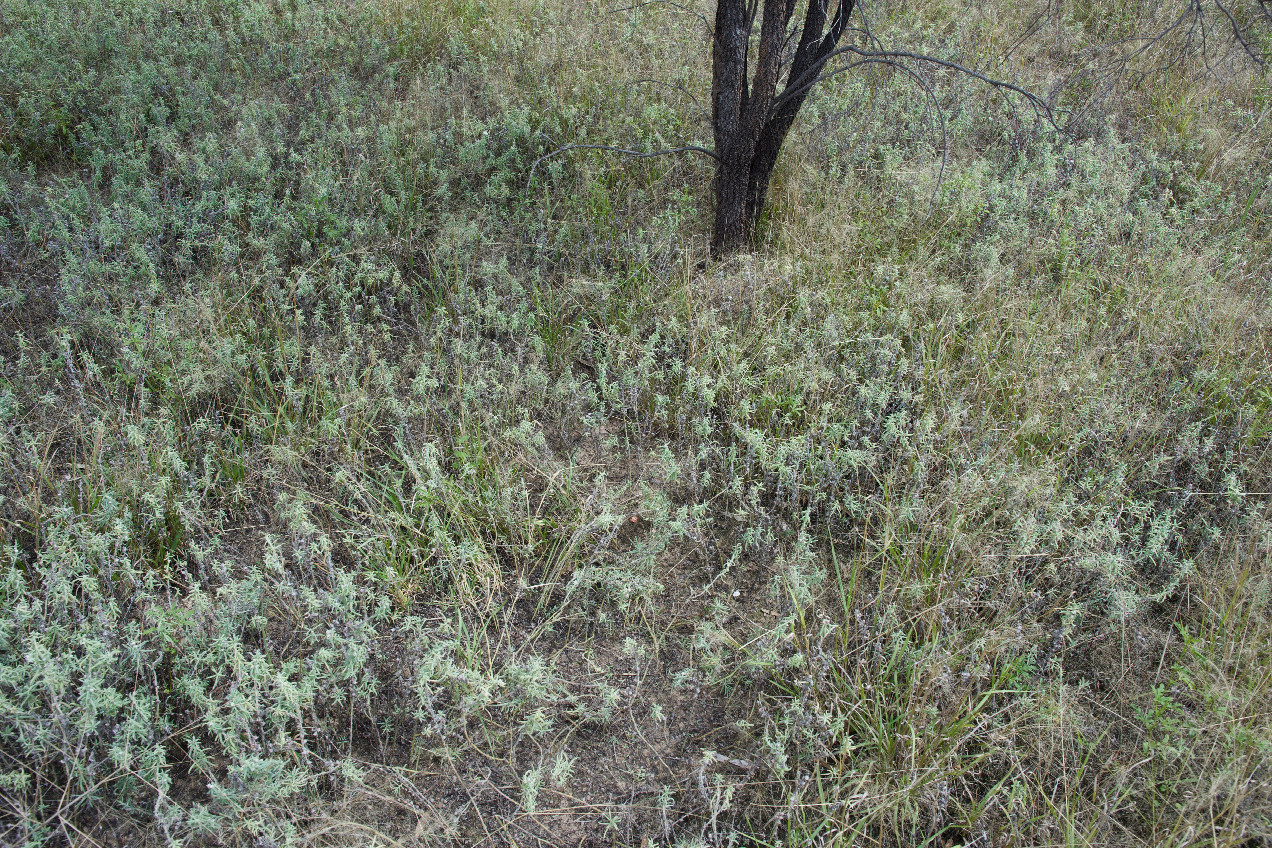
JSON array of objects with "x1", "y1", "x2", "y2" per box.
[
  {"x1": 1215, "y1": 0, "x2": 1267, "y2": 64},
  {"x1": 836, "y1": 57, "x2": 951, "y2": 212},
  {"x1": 631, "y1": 78, "x2": 712, "y2": 124},
  {"x1": 774, "y1": 46, "x2": 1058, "y2": 130},
  {"x1": 610, "y1": 0, "x2": 713, "y2": 37},
  {"x1": 525, "y1": 143, "x2": 718, "y2": 193}
]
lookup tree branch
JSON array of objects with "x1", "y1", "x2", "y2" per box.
[
  {"x1": 1215, "y1": 0, "x2": 1266, "y2": 64},
  {"x1": 998, "y1": 0, "x2": 1056, "y2": 63},
  {"x1": 774, "y1": 46, "x2": 1058, "y2": 130},
  {"x1": 525, "y1": 143, "x2": 718, "y2": 192},
  {"x1": 831, "y1": 57, "x2": 951, "y2": 211},
  {"x1": 631, "y1": 78, "x2": 712, "y2": 124},
  {"x1": 610, "y1": 0, "x2": 713, "y2": 36}
]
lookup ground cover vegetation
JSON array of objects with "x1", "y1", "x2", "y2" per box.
[{"x1": 0, "y1": 0, "x2": 1270, "y2": 845}]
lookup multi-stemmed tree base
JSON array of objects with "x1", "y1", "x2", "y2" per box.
[{"x1": 709, "y1": 0, "x2": 855, "y2": 256}]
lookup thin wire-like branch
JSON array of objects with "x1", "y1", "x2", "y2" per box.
[
  {"x1": 1063, "y1": 0, "x2": 1270, "y2": 118},
  {"x1": 855, "y1": 0, "x2": 883, "y2": 52},
  {"x1": 610, "y1": 0, "x2": 713, "y2": 36},
  {"x1": 833, "y1": 57, "x2": 950, "y2": 212},
  {"x1": 525, "y1": 143, "x2": 718, "y2": 192},
  {"x1": 631, "y1": 78, "x2": 712, "y2": 124},
  {"x1": 999, "y1": 0, "x2": 1057, "y2": 63},
  {"x1": 774, "y1": 46, "x2": 1058, "y2": 130},
  {"x1": 1195, "y1": 0, "x2": 1221, "y2": 78}
]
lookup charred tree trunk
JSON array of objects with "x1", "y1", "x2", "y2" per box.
[
  {"x1": 529, "y1": 3, "x2": 1256, "y2": 257},
  {"x1": 711, "y1": 0, "x2": 854, "y2": 255}
]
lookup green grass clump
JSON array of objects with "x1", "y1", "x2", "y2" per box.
[{"x1": 1, "y1": 0, "x2": 1270, "y2": 844}]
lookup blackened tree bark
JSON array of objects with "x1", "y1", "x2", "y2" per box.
[
  {"x1": 530, "y1": 2, "x2": 1270, "y2": 257},
  {"x1": 706, "y1": 0, "x2": 1271, "y2": 256},
  {"x1": 711, "y1": 0, "x2": 853, "y2": 255}
]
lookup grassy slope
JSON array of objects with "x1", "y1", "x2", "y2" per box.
[{"x1": 1, "y1": 0, "x2": 1269, "y2": 845}]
